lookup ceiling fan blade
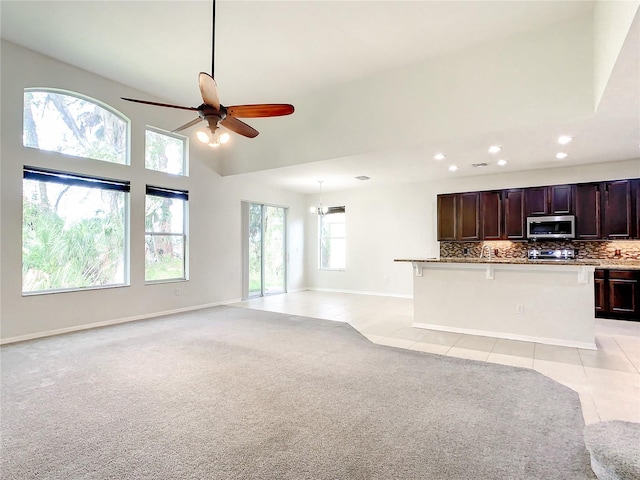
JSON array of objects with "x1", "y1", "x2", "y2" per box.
[
  {"x1": 226, "y1": 104, "x2": 295, "y2": 118},
  {"x1": 199, "y1": 72, "x2": 220, "y2": 110},
  {"x1": 220, "y1": 116, "x2": 259, "y2": 138},
  {"x1": 121, "y1": 97, "x2": 198, "y2": 111},
  {"x1": 172, "y1": 117, "x2": 203, "y2": 133}
]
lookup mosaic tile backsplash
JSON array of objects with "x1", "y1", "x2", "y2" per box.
[{"x1": 440, "y1": 240, "x2": 640, "y2": 261}]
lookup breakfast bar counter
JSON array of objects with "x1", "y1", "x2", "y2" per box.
[{"x1": 395, "y1": 258, "x2": 598, "y2": 349}]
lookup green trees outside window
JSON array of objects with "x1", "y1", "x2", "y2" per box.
[
  {"x1": 22, "y1": 168, "x2": 129, "y2": 293},
  {"x1": 22, "y1": 88, "x2": 190, "y2": 293},
  {"x1": 23, "y1": 89, "x2": 128, "y2": 164},
  {"x1": 319, "y1": 208, "x2": 346, "y2": 270},
  {"x1": 145, "y1": 186, "x2": 188, "y2": 282},
  {"x1": 145, "y1": 129, "x2": 187, "y2": 176}
]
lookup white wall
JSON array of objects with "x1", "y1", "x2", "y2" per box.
[
  {"x1": 593, "y1": 1, "x2": 640, "y2": 108},
  {"x1": 222, "y1": 13, "x2": 595, "y2": 175},
  {"x1": 2, "y1": 40, "x2": 638, "y2": 341},
  {"x1": 305, "y1": 158, "x2": 640, "y2": 297},
  {"x1": 0, "y1": 41, "x2": 306, "y2": 341}
]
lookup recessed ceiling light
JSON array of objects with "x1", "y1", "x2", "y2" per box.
[
  {"x1": 448, "y1": 165, "x2": 458, "y2": 172},
  {"x1": 497, "y1": 159, "x2": 508, "y2": 166},
  {"x1": 558, "y1": 135, "x2": 573, "y2": 145},
  {"x1": 488, "y1": 146, "x2": 502, "y2": 154},
  {"x1": 434, "y1": 153, "x2": 446, "y2": 161},
  {"x1": 556, "y1": 152, "x2": 568, "y2": 160}
]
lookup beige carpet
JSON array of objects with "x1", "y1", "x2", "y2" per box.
[{"x1": 1, "y1": 306, "x2": 595, "y2": 479}]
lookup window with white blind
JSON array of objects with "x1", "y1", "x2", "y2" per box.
[
  {"x1": 145, "y1": 185, "x2": 189, "y2": 282},
  {"x1": 319, "y1": 206, "x2": 346, "y2": 270},
  {"x1": 22, "y1": 167, "x2": 130, "y2": 293}
]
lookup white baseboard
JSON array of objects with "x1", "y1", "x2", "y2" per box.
[
  {"x1": 0, "y1": 299, "x2": 242, "y2": 345},
  {"x1": 305, "y1": 287, "x2": 412, "y2": 299},
  {"x1": 413, "y1": 322, "x2": 597, "y2": 350},
  {"x1": 286, "y1": 287, "x2": 307, "y2": 293}
]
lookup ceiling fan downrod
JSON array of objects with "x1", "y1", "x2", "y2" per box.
[{"x1": 211, "y1": 0, "x2": 216, "y2": 78}]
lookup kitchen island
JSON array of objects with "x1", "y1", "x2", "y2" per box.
[{"x1": 395, "y1": 258, "x2": 599, "y2": 349}]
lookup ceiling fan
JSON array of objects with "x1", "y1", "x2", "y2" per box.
[{"x1": 121, "y1": 0, "x2": 294, "y2": 146}]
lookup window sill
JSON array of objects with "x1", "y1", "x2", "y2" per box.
[
  {"x1": 145, "y1": 278, "x2": 188, "y2": 285},
  {"x1": 22, "y1": 283, "x2": 130, "y2": 297}
]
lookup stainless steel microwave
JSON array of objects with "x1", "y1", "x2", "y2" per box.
[{"x1": 526, "y1": 215, "x2": 576, "y2": 240}]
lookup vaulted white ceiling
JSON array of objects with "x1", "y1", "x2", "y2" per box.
[{"x1": 2, "y1": 1, "x2": 639, "y2": 192}]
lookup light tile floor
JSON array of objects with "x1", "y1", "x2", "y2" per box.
[{"x1": 232, "y1": 290, "x2": 640, "y2": 425}]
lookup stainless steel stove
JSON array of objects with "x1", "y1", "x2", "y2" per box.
[{"x1": 527, "y1": 248, "x2": 577, "y2": 261}]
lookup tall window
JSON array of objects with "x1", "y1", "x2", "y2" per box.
[
  {"x1": 145, "y1": 186, "x2": 188, "y2": 282},
  {"x1": 22, "y1": 167, "x2": 130, "y2": 294},
  {"x1": 145, "y1": 128, "x2": 188, "y2": 176},
  {"x1": 319, "y1": 207, "x2": 346, "y2": 270},
  {"x1": 23, "y1": 89, "x2": 129, "y2": 164},
  {"x1": 244, "y1": 203, "x2": 287, "y2": 298}
]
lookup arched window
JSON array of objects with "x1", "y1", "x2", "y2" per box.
[{"x1": 23, "y1": 88, "x2": 129, "y2": 165}]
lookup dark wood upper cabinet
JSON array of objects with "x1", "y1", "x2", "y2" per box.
[
  {"x1": 436, "y1": 178, "x2": 638, "y2": 243},
  {"x1": 603, "y1": 180, "x2": 632, "y2": 238},
  {"x1": 458, "y1": 192, "x2": 480, "y2": 241},
  {"x1": 437, "y1": 194, "x2": 457, "y2": 241},
  {"x1": 526, "y1": 187, "x2": 548, "y2": 216},
  {"x1": 437, "y1": 193, "x2": 479, "y2": 241},
  {"x1": 504, "y1": 189, "x2": 525, "y2": 239},
  {"x1": 575, "y1": 183, "x2": 601, "y2": 239},
  {"x1": 550, "y1": 184, "x2": 574, "y2": 214},
  {"x1": 634, "y1": 179, "x2": 640, "y2": 239},
  {"x1": 525, "y1": 185, "x2": 573, "y2": 216},
  {"x1": 481, "y1": 191, "x2": 502, "y2": 240}
]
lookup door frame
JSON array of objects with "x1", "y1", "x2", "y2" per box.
[{"x1": 241, "y1": 201, "x2": 288, "y2": 300}]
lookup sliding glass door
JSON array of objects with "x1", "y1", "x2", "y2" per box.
[{"x1": 244, "y1": 202, "x2": 287, "y2": 298}]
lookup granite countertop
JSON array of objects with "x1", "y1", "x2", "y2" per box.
[{"x1": 394, "y1": 258, "x2": 640, "y2": 269}]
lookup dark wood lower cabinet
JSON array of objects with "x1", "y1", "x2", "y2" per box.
[
  {"x1": 594, "y1": 270, "x2": 606, "y2": 314},
  {"x1": 595, "y1": 269, "x2": 639, "y2": 321}
]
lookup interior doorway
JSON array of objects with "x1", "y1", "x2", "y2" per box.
[{"x1": 242, "y1": 202, "x2": 287, "y2": 299}]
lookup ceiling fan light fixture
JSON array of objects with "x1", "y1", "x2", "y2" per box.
[
  {"x1": 196, "y1": 130, "x2": 210, "y2": 143},
  {"x1": 218, "y1": 131, "x2": 231, "y2": 144},
  {"x1": 120, "y1": 0, "x2": 294, "y2": 144}
]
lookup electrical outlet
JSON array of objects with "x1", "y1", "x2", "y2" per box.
[
  {"x1": 515, "y1": 304, "x2": 524, "y2": 314},
  {"x1": 175, "y1": 288, "x2": 181, "y2": 296}
]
